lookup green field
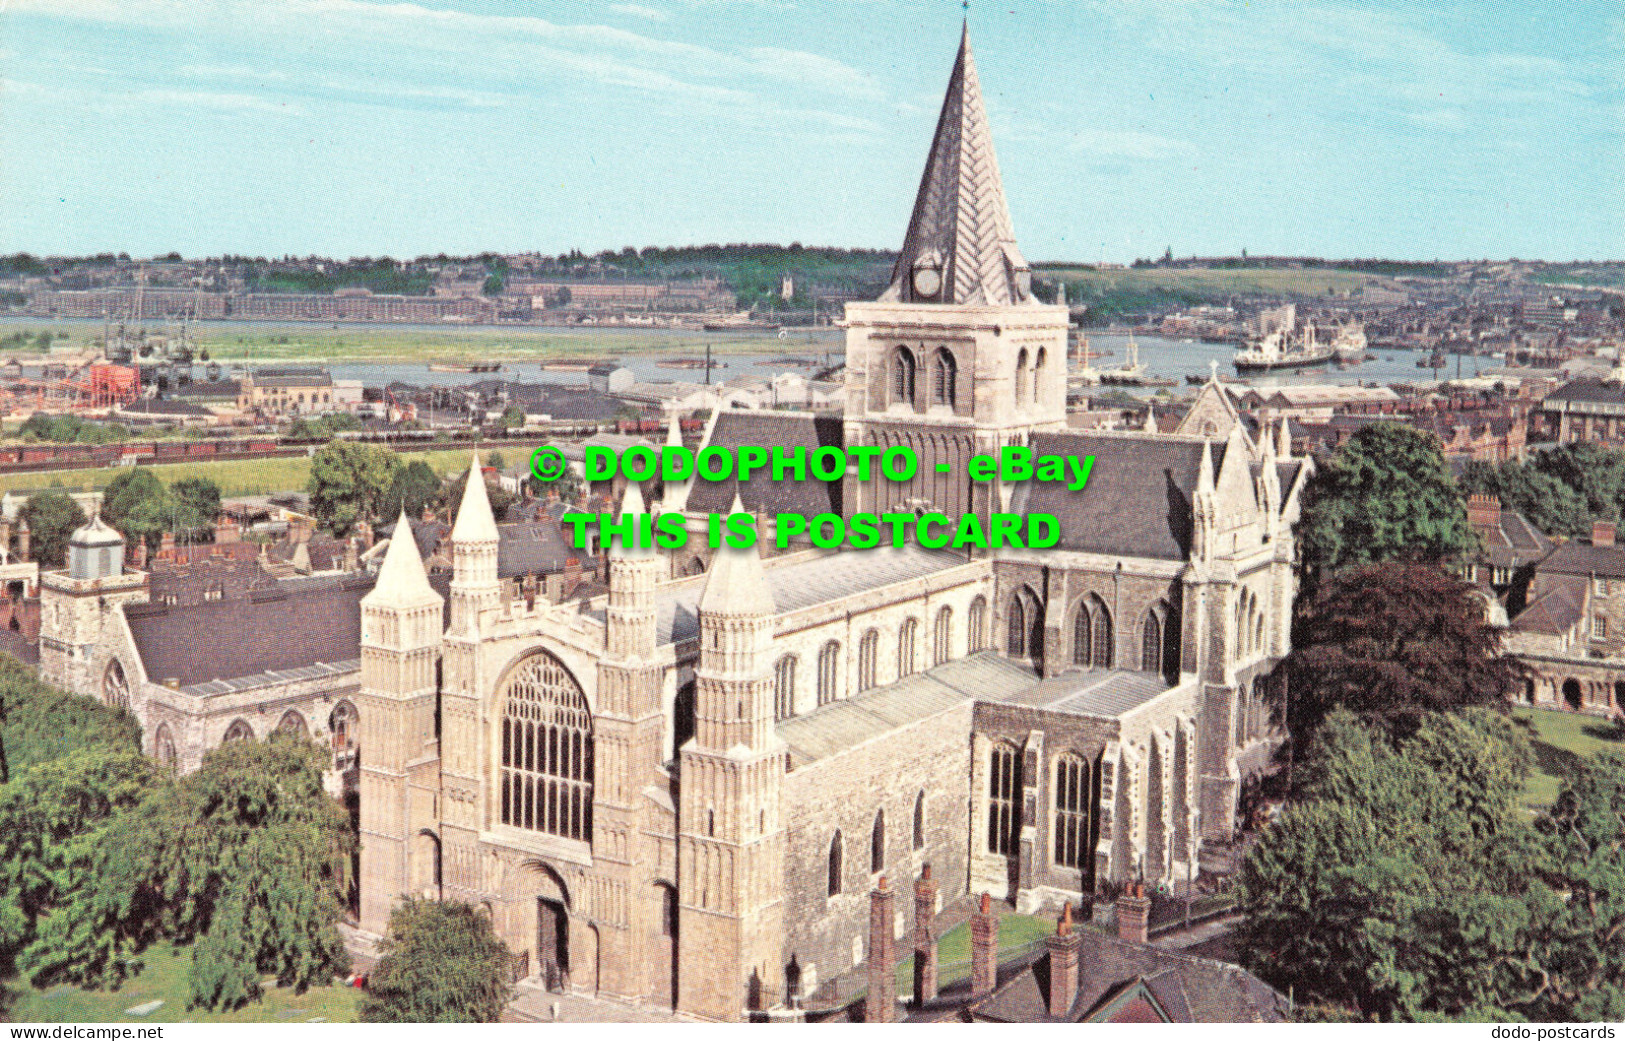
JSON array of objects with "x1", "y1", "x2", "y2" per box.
[
  {"x1": 5, "y1": 942, "x2": 362, "y2": 1024},
  {"x1": 1514, "y1": 706, "x2": 1625, "y2": 807},
  {"x1": 1038, "y1": 265, "x2": 1388, "y2": 299},
  {"x1": 0, "y1": 448, "x2": 478, "y2": 498},
  {"x1": 893, "y1": 911, "x2": 1053, "y2": 995}
]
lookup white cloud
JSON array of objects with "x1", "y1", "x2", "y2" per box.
[{"x1": 610, "y1": 3, "x2": 669, "y2": 22}]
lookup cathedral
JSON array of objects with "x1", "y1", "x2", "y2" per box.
[{"x1": 36, "y1": 26, "x2": 1307, "y2": 1021}]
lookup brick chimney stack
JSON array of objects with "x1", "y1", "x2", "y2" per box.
[
  {"x1": 215, "y1": 512, "x2": 240, "y2": 545},
  {"x1": 1466, "y1": 493, "x2": 1501, "y2": 530},
  {"x1": 1116, "y1": 882, "x2": 1152, "y2": 945},
  {"x1": 913, "y1": 864, "x2": 938, "y2": 1007},
  {"x1": 159, "y1": 530, "x2": 175, "y2": 561},
  {"x1": 971, "y1": 892, "x2": 999, "y2": 996},
  {"x1": 1046, "y1": 903, "x2": 1080, "y2": 1019},
  {"x1": 1594, "y1": 520, "x2": 1616, "y2": 548},
  {"x1": 864, "y1": 877, "x2": 898, "y2": 1023},
  {"x1": 356, "y1": 519, "x2": 374, "y2": 551}
]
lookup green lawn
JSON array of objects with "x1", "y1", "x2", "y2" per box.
[
  {"x1": 894, "y1": 911, "x2": 1054, "y2": 994},
  {"x1": 0, "y1": 448, "x2": 477, "y2": 498},
  {"x1": 5, "y1": 943, "x2": 362, "y2": 1024},
  {"x1": 1515, "y1": 706, "x2": 1625, "y2": 807}
]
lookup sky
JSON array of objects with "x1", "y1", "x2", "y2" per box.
[{"x1": 1, "y1": 0, "x2": 1621, "y2": 263}]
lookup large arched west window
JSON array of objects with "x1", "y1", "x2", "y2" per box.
[
  {"x1": 774, "y1": 655, "x2": 797, "y2": 721},
  {"x1": 498, "y1": 651, "x2": 594, "y2": 843},
  {"x1": 969, "y1": 596, "x2": 988, "y2": 651},
  {"x1": 859, "y1": 629, "x2": 879, "y2": 692},
  {"x1": 933, "y1": 606, "x2": 953, "y2": 666},
  {"x1": 817, "y1": 641, "x2": 841, "y2": 705},
  {"x1": 1053, "y1": 753, "x2": 1090, "y2": 869},
  {"x1": 891, "y1": 347, "x2": 917, "y2": 407},
  {"x1": 932, "y1": 348, "x2": 957, "y2": 408},
  {"x1": 102, "y1": 659, "x2": 130, "y2": 711},
  {"x1": 988, "y1": 742, "x2": 1020, "y2": 856},
  {"x1": 1073, "y1": 595, "x2": 1113, "y2": 668},
  {"x1": 898, "y1": 619, "x2": 918, "y2": 678}
]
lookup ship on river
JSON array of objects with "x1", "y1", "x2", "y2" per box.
[
  {"x1": 1331, "y1": 321, "x2": 1368, "y2": 362},
  {"x1": 1234, "y1": 322, "x2": 1335, "y2": 373}
]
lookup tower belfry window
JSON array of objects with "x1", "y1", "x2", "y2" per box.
[
  {"x1": 892, "y1": 348, "x2": 917, "y2": 407},
  {"x1": 932, "y1": 349, "x2": 956, "y2": 407}
]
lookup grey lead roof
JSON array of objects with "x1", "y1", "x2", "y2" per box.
[
  {"x1": 598, "y1": 546, "x2": 973, "y2": 645},
  {"x1": 775, "y1": 652, "x2": 1176, "y2": 767}
]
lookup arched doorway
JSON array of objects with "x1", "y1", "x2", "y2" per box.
[
  {"x1": 1563, "y1": 678, "x2": 1584, "y2": 711},
  {"x1": 519, "y1": 861, "x2": 572, "y2": 992},
  {"x1": 649, "y1": 881, "x2": 679, "y2": 1008}
]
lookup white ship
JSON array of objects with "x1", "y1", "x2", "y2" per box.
[
  {"x1": 1332, "y1": 321, "x2": 1369, "y2": 361},
  {"x1": 1234, "y1": 322, "x2": 1335, "y2": 372}
]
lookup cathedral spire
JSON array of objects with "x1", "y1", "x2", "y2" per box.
[
  {"x1": 450, "y1": 451, "x2": 498, "y2": 544},
  {"x1": 611, "y1": 480, "x2": 651, "y2": 560},
  {"x1": 700, "y1": 494, "x2": 775, "y2": 617},
  {"x1": 879, "y1": 22, "x2": 1033, "y2": 307},
  {"x1": 366, "y1": 509, "x2": 441, "y2": 609}
]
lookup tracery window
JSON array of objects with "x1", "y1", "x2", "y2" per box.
[
  {"x1": 987, "y1": 742, "x2": 1020, "y2": 856},
  {"x1": 102, "y1": 659, "x2": 130, "y2": 711},
  {"x1": 1054, "y1": 754, "x2": 1090, "y2": 869},
  {"x1": 498, "y1": 651, "x2": 594, "y2": 843},
  {"x1": 1007, "y1": 590, "x2": 1044, "y2": 660},
  {"x1": 932, "y1": 349, "x2": 957, "y2": 408},
  {"x1": 892, "y1": 347, "x2": 917, "y2": 407},
  {"x1": 1073, "y1": 595, "x2": 1113, "y2": 668}
]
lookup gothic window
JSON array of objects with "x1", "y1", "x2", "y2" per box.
[
  {"x1": 773, "y1": 655, "x2": 797, "y2": 721},
  {"x1": 1032, "y1": 348, "x2": 1046, "y2": 404},
  {"x1": 102, "y1": 659, "x2": 130, "y2": 711},
  {"x1": 987, "y1": 743, "x2": 1020, "y2": 856},
  {"x1": 932, "y1": 349, "x2": 957, "y2": 408},
  {"x1": 1053, "y1": 754, "x2": 1090, "y2": 869},
  {"x1": 1141, "y1": 609, "x2": 1163, "y2": 675},
  {"x1": 870, "y1": 810, "x2": 885, "y2": 874},
  {"x1": 934, "y1": 605, "x2": 953, "y2": 666},
  {"x1": 1073, "y1": 595, "x2": 1114, "y2": 668},
  {"x1": 1255, "y1": 611, "x2": 1266, "y2": 656},
  {"x1": 277, "y1": 710, "x2": 309, "y2": 740},
  {"x1": 1015, "y1": 349, "x2": 1030, "y2": 407},
  {"x1": 223, "y1": 719, "x2": 254, "y2": 744},
  {"x1": 828, "y1": 831, "x2": 844, "y2": 897},
  {"x1": 498, "y1": 650, "x2": 594, "y2": 843},
  {"x1": 817, "y1": 641, "x2": 841, "y2": 705},
  {"x1": 969, "y1": 596, "x2": 988, "y2": 651},
  {"x1": 859, "y1": 629, "x2": 879, "y2": 691},
  {"x1": 891, "y1": 347, "x2": 917, "y2": 407},
  {"x1": 913, "y1": 790, "x2": 926, "y2": 850},
  {"x1": 898, "y1": 619, "x2": 918, "y2": 678},
  {"x1": 1007, "y1": 589, "x2": 1044, "y2": 660},
  {"x1": 152, "y1": 723, "x2": 177, "y2": 771}
]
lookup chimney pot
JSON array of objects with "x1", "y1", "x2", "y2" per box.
[
  {"x1": 1116, "y1": 885, "x2": 1152, "y2": 945},
  {"x1": 1046, "y1": 903, "x2": 1082, "y2": 1019},
  {"x1": 913, "y1": 867, "x2": 939, "y2": 1007}
]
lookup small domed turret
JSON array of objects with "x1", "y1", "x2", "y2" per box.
[{"x1": 67, "y1": 513, "x2": 125, "y2": 580}]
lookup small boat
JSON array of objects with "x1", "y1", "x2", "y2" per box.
[{"x1": 428, "y1": 362, "x2": 501, "y2": 373}]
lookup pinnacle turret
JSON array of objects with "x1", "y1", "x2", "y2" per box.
[
  {"x1": 450, "y1": 451, "x2": 499, "y2": 544},
  {"x1": 699, "y1": 495, "x2": 775, "y2": 616},
  {"x1": 365, "y1": 510, "x2": 441, "y2": 610}
]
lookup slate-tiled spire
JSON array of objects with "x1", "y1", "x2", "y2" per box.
[{"x1": 880, "y1": 22, "x2": 1033, "y2": 307}]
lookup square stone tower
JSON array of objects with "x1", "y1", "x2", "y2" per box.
[{"x1": 843, "y1": 23, "x2": 1069, "y2": 527}]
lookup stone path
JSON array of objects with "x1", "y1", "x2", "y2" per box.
[{"x1": 502, "y1": 981, "x2": 691, "y2": 1024}]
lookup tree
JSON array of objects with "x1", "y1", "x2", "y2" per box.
[
  {"x1": 485, "y1": 451, "x2": 506, "y2": 472},
  {"x1": 497, "y1": 407, "x2": 524, "y2": 430},
  {"x1": 170, "y1": 477, "x2": 222, "y2": 537},
  {"x1": 442, "y1": 470, "x2": 513, "y2": 523},
  {"x1": 1299, "y1": 423, "x2": 1476, "y2": 576},
  {"x1": 21, "y1": 492, "x2": 86, "y2": 568},
  {"x1": 308, "y1": 441, "x2": 400, "y2": 535},
  {"x1": 99, "y1": 468, "x2": 169, "y2": 551},
  {"x1": 1236, "y1": 709, "x2": 1545, "y2": 1021},
  {"x1": 1460, "y1": 459, "x2": 1590, "y2": 539},
  {"x1": 1277, "y1": 563, "x2": 1525, "y2": 746},
  {"x1": 380, "y1": 460, "x2": 444, "y2": 521},
  {"x1": 360, "y1": 900, "x2": 513, "y2": 1023}
]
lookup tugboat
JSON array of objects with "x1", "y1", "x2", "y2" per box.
[{"x1": 1234, "y1": 323, "x2": 1335, "y2": 373}]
